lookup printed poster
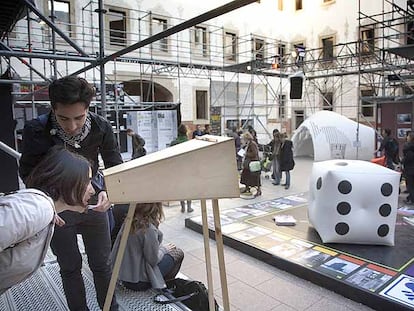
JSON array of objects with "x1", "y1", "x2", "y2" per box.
[
  {"x1": 291, "y1": 248, "x2": 333, "y2": 268},
  {"x1": 316, "y1": 255, "x2": 364, "y2": 279},
  {"x1": 345, "y1": 265, "x2": 396, "y2": 292},
  {"x1": 380, "y1": 274, "x2": 414, "y2": 308}
]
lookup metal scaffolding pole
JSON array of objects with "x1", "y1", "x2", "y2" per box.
[{"x1": 70, "y1": 0, "x2": 259, "y2": 77}]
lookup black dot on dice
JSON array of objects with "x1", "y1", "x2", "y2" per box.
[
  {"x1": 316, "y1": 177, "x2": 322, "y2": 190},
  {"x1": 377, "y1": 224, "x2": 389, "y2": 237},
  {"x1": 379, "y1": 204, "x2": 391, "y2": 217},
  {"x1": 337, "y1": 202, "x2": 351, "y2": 215},
  {"x1": 335, "y1": 222, "x2": 349, "y2": 235},
  {"x1": 381, "y1": 183, "x2": 393, "y2": 197},
  {"x1": 338, "y1": 180, "x2": 352, "y2": 194}
]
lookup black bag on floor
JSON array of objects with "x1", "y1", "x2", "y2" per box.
[{"x1": 154, "y1": 278, "x2": 219, "y2": 311}]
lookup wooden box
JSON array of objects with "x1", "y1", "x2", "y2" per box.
[{"x1": 103, "y1": 135, "x2": 240, "y2": 203}]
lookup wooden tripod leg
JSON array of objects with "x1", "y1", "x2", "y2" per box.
[
  {"x1": 103, "y1": 202, "x2": 136, "y2": 311},
  {"x1": 201, "y1": 199, "x2": 215, "y2": 311},
  {"x1": 212, "y1": 199, "x2": 230, "y2": 311}
]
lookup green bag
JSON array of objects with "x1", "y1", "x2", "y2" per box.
[{"x1": 249, "y1": 160, "x2": 261, "y2": 172}]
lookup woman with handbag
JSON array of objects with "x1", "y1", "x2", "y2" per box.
[
  {"x1": 240, "y1": 132, "x2": 262, "y2": 197},
  {"x1": 111, "y1": 202, "x2": 184, "y2": 291}
]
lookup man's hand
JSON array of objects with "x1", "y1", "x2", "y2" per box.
[{"x1": 89, "y1": 191, "x2": 112, "y2": 212}]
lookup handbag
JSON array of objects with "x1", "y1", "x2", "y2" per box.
[
  {"x1": 249, "y1": 160, "x2": 261, "y2": 172},
  {"x1": 154, "y1": 278, "x2": 219, "y2": 311}
]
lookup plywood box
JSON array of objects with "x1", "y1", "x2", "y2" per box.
[{"x1": 103, "y1": 135, "x2": 240, "y2": 203}]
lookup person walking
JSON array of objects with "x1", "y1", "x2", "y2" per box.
[
  {"x1": 267, "y1": 129, "x2": 282, "y2": 185},
  {"x1": 171, "y1": 124, "x2": 193, "y2": 212},
  {"x1": 240, "y1": 132, "x2": 261, "y2": 197},
  {"x1": 19, "y1": 76, "x2": 122, "y2": 311},
  {"x1": 126, "y1": 128, "x2": 146, "y2": 159},
  {"x1": 279, "y1": 133, "x2": 295, "y2": 189},
  {"x1": 375, "y1": 128, "x2": 399, "y2": 170}
]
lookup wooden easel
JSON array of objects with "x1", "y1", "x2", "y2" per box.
[
  {"x1": 104, "y1": 198, "x2": 230, "y2": 311},
  {"x1": 102, "y1": 135, "x2": 239, "y2": 311}
]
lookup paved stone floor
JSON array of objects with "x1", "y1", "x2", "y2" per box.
[{"x1": 160, "y1": 156, "x2": 377, "y2": 311}]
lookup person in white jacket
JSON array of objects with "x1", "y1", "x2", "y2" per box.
[{"x1": 0, "y1": 146, "x2": 95, "y2": 294}]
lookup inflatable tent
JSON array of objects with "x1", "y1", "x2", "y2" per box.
[{"x1": 291, "y1": 111, "x2": 375, "y2": 162}]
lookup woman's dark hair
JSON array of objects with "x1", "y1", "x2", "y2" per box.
[
  {"x1": 49, "y1": 76, "x2": 95, "y2": 109},
  {"x1": 25, "y1": 146, "x2": 91, "y2": 206}
]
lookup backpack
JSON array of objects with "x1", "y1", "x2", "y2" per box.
[
  {"x1": 154, "y1": 278, "x2": 219, "y2": 311},
  {"x1": 0, "y1": 189, "x2": 55, "y2": 294}
]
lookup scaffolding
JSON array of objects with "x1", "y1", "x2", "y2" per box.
[{"x1": 1, "y1": 0, "x2": 413, "y2": 146}]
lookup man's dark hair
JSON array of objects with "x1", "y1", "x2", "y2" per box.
[
  {"x1": 384, "y1": 128, "x2": 391, "y2": 136},
  {"x1": 49, "y1": 76, "x2": 95, "y2": 109}
]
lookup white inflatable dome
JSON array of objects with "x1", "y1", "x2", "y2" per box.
[{"x1": 291, "y1": 111, "x2": 375, "y2": 162}]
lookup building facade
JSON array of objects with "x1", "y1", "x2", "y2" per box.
[{"x1": 2, "y1": 0, "x2": 413, "y2": 146}]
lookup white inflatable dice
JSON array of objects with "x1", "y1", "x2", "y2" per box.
[{"x1": 308, "y1": 160, "x2": 400, "y2": 246}]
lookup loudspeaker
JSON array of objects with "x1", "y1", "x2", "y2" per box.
[{"x1": 290, "y1": 76, "x2": 303, "y2": 99}]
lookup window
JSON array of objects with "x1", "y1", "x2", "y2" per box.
[
  {"x1": 192, "y1": 26, "x2": 208, "y2": 58},
  {"x1": 321, "y1": 92, "x2": 333, "y2": 111},
  {"x1": 48, "y1": 0, "x2": 71, "y2": 35},
  {"x1": 278, "y1": 0, "x2": 283, "y2": 10},
  {"x1": 253, "y1": 37, "x2": 265, "y2": 60},
  {"x1": 152, "y1": 17, "x2": 168, "y2": 53},
  {"x1": 224, "y1": 31, "x2": 237, "y2": 62},
  {"x1": 360, "y1": 26, "x2": 375, "y2": 55},
  {"x1": 108, "y1": 9, "x2": 127, "y2": 46},
  {"x1": 321, "y1": 36, "x2": 334, "y2": 60},
  {"x1": 295, "y1": 0, "x2": 303, "y2": 10},
  {"x1": 196, "y1": 90, "x2": 208, "y2": 120},
  {"x1": 293, "y1": 42, "x2": 305, "y2": 64},
  {"x1": 278, "y1": 94, "x2": 286, "y2": 118},
  {"x1": 226, "y1": 119, "x2": 239, "y2": 130},
  {"x1": 361, "y1": 89, "x2": 374, "y2": 117}
]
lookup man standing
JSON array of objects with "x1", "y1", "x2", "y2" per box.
[
  {"x1": 376, "y1": 128, "x2": 399, "y2": 169},
  {"x1": 19, "y1": 76, "x2": 121, "y2": 311},
  {"x1": 126, "y1": 128, "x2": 146, "y2": 159}
]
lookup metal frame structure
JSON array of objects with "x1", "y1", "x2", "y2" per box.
[{"x1": 1, "y1": 0, "x2": 413, "y2": 142}]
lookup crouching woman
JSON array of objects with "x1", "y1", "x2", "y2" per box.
[
  {"x1": 111, "y1": 202, "x2": 184, "y2": 291},
  {"x1": 0, "y1": 146, "x2": 95, "y2": 294}
]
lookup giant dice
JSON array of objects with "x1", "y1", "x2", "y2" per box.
[{"x1": 308, "y1": 160, "x2": 400, "y2": 246}]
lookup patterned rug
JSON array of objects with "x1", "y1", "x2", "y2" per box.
[{"x1": 0, "y1": 245, "x2": 185, "y2": 311}]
